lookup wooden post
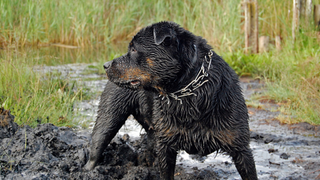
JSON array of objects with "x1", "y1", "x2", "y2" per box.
[
  {"x1": 292, "y1": 0, "x2": 300, "y2": 42},
  {"x1": 306, "y1": 0, "x2": 313, "y2": 19},
  {"x1": 243, "y1": 0, "x2": 258, "y2": 53},
  {"x1": 254, "y1": 0, "x2": 258, "y2": 53},
  {"x1": 299, "y1": 0, "x2": 313, "y2": 27},
  {"x1": 259, "y1": 36, "x2": 269, "y2": 53},
  {"x1": 275, "y1": 36, "x2": 281, "y2": 51},
  {"x1": 300, "y1": 0, "x2": 313, "y2": 27},
  {"x1": 300, "y1": 0, "x2": 306, "y2": 19},
  {"x1": 244, "y1": 0, "x2": 249, "y2": 53},
  {"x1": 315, "y1": 5, "x2": 320, "y2": 30}
]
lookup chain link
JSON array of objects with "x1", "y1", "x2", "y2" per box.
[{"x1": 160, "y1": 50, "x2": 213, "y2": 104}]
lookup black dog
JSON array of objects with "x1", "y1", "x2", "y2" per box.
[{"x1": 85, "y1": 21, "x2": 257, "y2": 180}]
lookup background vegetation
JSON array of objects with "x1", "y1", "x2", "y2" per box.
[
  {"x1": 0, "y1": 50, "x2": 87, "y2": 127},
  {"x1": 0, "y1": 0, "x2": 319, "y2": 126}
]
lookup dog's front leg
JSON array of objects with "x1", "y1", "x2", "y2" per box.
[
  {"x1": 84, "y1": 84, "x2": 132, "y2": 171},
  {"x1": 157, "y1": 141, "x2": 177, "y2": 180},
  {"x1": 229, "y1": 146, "x2": 258, "y2": 180},
  {"x1": 84, "y1": 111, "x2": 128, "y2": 170}
]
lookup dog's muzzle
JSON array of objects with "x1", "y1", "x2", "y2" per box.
[{"x1": 104, "y1": 61, "x2": 112, "y2": 72}]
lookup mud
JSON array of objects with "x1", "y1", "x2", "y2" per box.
[
  {"x1": 1, "y1": 64, "x2": 319, "y2": 180},
  {"x1": 0, "y1": 109, "x2": 218, "y2": 180}
]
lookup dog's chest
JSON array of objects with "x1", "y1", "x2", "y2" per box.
[
  {"x1": 153, "y1": 97, "x2": 221, "y2": 154},
  {"x1": 154, "y1": 96, "x2": 203, "y2": 125}
]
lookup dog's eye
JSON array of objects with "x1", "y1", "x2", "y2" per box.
[
  {"x1": 163, "y1": 37, "x2": 172, "y2": 46},
  {"x1": 131, "y1": 47, "x2": 137, "y2": 53}
]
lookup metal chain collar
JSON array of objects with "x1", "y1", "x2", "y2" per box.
[{"x1": 160, "y1": 50, "x2": 213, "y2": 104}]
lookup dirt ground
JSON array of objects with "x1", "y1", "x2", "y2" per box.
[{"x1": 0, "y1": 107, "x2": 219, "y2": 180}]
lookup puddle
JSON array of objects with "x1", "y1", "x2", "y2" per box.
[{"x1": 34, "y1": 63, "x2": 320, "y2": 179}]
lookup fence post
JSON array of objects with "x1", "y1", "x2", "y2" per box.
[
  {"x1": 315, "y1": 5, "x2": 320, "y2": 30},
  {"x1": 292, "y1": 0, "x2": 300, "y2": 43},
  {"x1": 275, "y1": 36, "x2": 281, "y2": 51},
  {"x1": 259, "y1": 36, "x2": 269, "y2": 53},
  {"x1": 306, "y1": 0, "x2": 313, "y2": 19},
  {"x1": 300, "y1": 0, "x2": 313, "y2": 27},
  {"x1": 300, "y1": 0, "x2": 306, "y2": 18},
  {"x1": 244, "y1": 0, "x2": 249, "y2": 53},
  {"x1": 243, "y1": 0, "x2": 258, "y2": 53},
  {"x1": 254, "y1": 0, "x2": 258, "y2": 53}
]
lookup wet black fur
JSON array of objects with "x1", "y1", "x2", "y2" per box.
[{"x1": 85, "y1": 21, "x2": 257, "y2": 180}]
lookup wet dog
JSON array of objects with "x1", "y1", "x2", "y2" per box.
[{"x1": 85, "y1": 21, "x2": 257, "y2": 180}]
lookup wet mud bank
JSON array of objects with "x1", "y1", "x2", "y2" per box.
[
  {"x1": 1, "y1": 64, "x2": 320, "y2": 179},
  {"x1": 243, "y1": 79, "x2": 320, "y2": 180},
  {"x1": 0, "y1": 109, "x2": 217, "y2": 180}
]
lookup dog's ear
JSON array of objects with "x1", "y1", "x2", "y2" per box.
[
  {"x1": 191, "y1": 44, "x2": 198, "y2": 64},
  {"x1": 153, "y1": 24, "x2": 175, "y2": 46}
]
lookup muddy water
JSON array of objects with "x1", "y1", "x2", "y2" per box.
[{"x1": 34, "y1": 63, "x2": 320, "y2": 179}]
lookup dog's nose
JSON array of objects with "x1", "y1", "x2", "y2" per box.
[{"x1": 103, "y1": 61, "x2": 112, "y2": 71}]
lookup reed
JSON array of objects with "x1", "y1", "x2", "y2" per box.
[
  {"x1": 224, "y1": 30, "x2": 320, "y2": 125},
  {"x1": 0, "y1": 49, "x2": 87, "y2": 127}
]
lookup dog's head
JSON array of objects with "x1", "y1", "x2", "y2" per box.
[{"x1": 105, "y1": 21, "x2": 210, "y2": 94}]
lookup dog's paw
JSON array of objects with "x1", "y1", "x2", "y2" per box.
[{"x1": 83, "y1": 161, "x2": 96, "y2": 171}]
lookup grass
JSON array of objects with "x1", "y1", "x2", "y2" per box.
[
  {"x1": 0, "y1": 0, "x2": 244, "y2": 51},
  {"x1": 0, "y1": 50, "x2": 89, "y2": 127},
  {"x1": 224, "y1": 36, "x2": 320, "y2": 125},
  {"x1": 265, "y1": 44, "x2": 320, "y2": 125},
  {"x1": 0, "y1": 0, "x2": 320, "y2": 125},
  {"x1": 1, "y1": 0, "x2": 318, "y2": 50}
]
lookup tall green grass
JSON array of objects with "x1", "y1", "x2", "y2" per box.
[
  {"x1": 0, "y1": 0, "x2": 245, "y2": 50},
  {"x1": 0, "y1": 50, "x2": 87, "y2": 127},
  {"x1": 224, "y1": 30, "x2": 320, "y2": 125},
  {"x1": 1, "y1": 0, "x2": 320, "y2": 125},
  {"x1": 1, "y1": 0, "x2": 319, "y2": 50}
]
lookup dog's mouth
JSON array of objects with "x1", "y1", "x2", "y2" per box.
[
  {"x1": 112, "y1": 79, "x2": 142, "y2": 89},
  {"x1": 130, "y1": 80, "x2": 141, "y2": 87}
]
